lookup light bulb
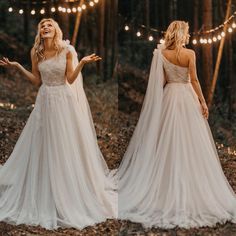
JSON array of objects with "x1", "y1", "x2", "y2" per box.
[
  {"x1": 124, "y1": 25, "x2": 129, "y2": 31},
  {"x1": 67, "y1": 8, "x2": 71, "y2": 13},
  {"x1": 208, "y1": 38, "x2": 212, "y2": 44},
  {"x1": 62, "y1": 8, "x2": 66, "y2": 13},
  {"x1": 136, "y1": 31, "x2": 141, "y2": 37},
  {"x1": 77, "y1": 7, "x2": 82, "y2": 12},
  {"x1": 94, "y1": 0, "x2": 99, "y2": 3},
  {"x1": 221, "y1": 31, "x2": 225, "y2": 37},
  {"x1": 228, "y1": 27, "x2": 233, "y2": 33},
  {"x1": 160, "y1": 38, "x2": 165, "y2": 44},
  {"x1": 200, "y1": 38, "x2": 204, "y2": 44},
  {"x1": 8, "y1": 7, "x2": 13, "y2": 12},
  {"x1": 213, "y1": 36, "x2": 217, "y2": 42},
  {"x1": 89, "y1": 1, "x2": 95, "y2": 6},
  {"x1": 72, "y1": 7, "x2": 77, "y2": 13},
  {"x1": 149, "y1": 35, "x2": 154, "y2": 41},
  {"x1": 31, "y1": 9, "x2": 35, "y2": 15},
  {"x1": 19, "y1": 9, "x2": 24, "y2": 14},
  {"x1": 58, "y1": 6, "x2": 62, "y2": 11},
  {"x1": 82, "y1": 4, "x2": 86, "y2": 10},
  {"x1": 217, "y1": 35, "x2": 222, "y2": 40},
  {"x1": 232, "y1": 22, "x2": 236, "y2": 28},
  {"x1": 40, "y1": 9, "x2": 45, "y2": 14},
  {"x1": 51, "y1": 7, "x2": 56, "y2": 12},
  {"x1": 192, "y1": 39, "x2": 197, "y2": 45}
]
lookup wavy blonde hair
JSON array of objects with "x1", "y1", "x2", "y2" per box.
[
  {"x1": 164, "y1": 21, "x2": 189, "y2": 61},
  {"x1": 33, "y1": 18, "x2": 64, "y2": 61}
]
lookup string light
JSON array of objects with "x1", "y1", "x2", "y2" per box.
[
  {"x1": 221, "y1": 31, "x2": 226, "y2": 37},
  {"x1": 40, "y1": 8, "x2": 45, "y2": 14},
  {"x1": 7, "y1": 0, "x2": 101, "y2": 15},
  {"x1": 124, "y1": 25, "x2": 129, "y2": 31},
  {"x1": 89, "y1": 1, "x2": 95, "y2": 7},
  {"x1": 122, "y1": 11, "x2": 236, "y2": 44},
  {"x1": 136, "y1": 31, "x2": 141, "y2": 37},
  {"x1": 148, "y1": 35, "x2": 154, "y2": 41},
  {"x1": 160, "y1": 38, "x2": 165, "y2": 44},
  {"x1": 31, "y1": 9, "x2": 36, "y2": 15}
]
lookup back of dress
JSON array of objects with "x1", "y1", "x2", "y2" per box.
[{"x1": 161, "y1": 53, "x2": 190, "y2": 84}]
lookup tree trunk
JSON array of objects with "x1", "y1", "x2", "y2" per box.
[{"x1": 202, "y1": 0, "x2": 213, "y2": 100}]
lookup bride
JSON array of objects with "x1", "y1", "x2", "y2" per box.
[
  {"x1": 118, "y1": 21, "x2": 236, "y2": 229},
  {"x1": 0, "y1": 18, "x2": 117, "y2": 229}
]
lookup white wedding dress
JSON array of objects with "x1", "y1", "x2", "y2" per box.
[
  {"x1": 0, "y1": 41, "x2": 117, "y2": 229},
  {"x1": 118, "y1": 45, "x2": 236, "y2": 229}
]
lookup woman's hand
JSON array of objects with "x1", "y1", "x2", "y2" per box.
[
  {"x1": 81, "y1": 54, "x2": 102, "y2": 64},
  {"x1": 200, "y1": 101, "x2": 209, "y2": 119},
  {"x1": 0, "y1": 57, "x2": 19, "y2": 68}
]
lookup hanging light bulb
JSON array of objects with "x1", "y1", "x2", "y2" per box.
[
  {"x1": 232, "y1": 22, "x2": 236, "y2": 28},
  {"x1": 77, "y1": 7, "x2": 82, "y2": 12},
  {"x1": 199, "y1": 38, "x2": 204, "y2": 44},
  {"x1": 58, "y1": 6, "x2": 62, "y2": 11},
  {"x1": 62, "y1": 8, "x2": 66, "y2": 13},
  {"x1": 204, "y1": 39, "x2": 208, "y2": 44},
  {"x1": 221, "y1": 31, "x2": 225, "y2": 37},
  {"x1": 67, "y1": 8, "x2": 71, "y2": 13},
  {"x1": 192, "y1": 39, "x2": 197, "y2": 45},
  {"x1": 149, "y1": 35, "x2": 154, "y2": 41},
  {"x1": 228, "y1": 27, "x2": 233, "y2": 33},
  {"x1": 51, "y1": 7, "x2": 56, "y2": 12},
  {"x1": 213, "y1": 36, "x2": 217, "y2": 42},
  {"x1": 89, "y1": 1, "x2": 95, "y2": 7},
  {"x1": 217, "y1": 34, "x2": 222, "y2": 40},
  {"x1": 124, "y1": 25, "x2": 129, "y2": 31},
  {"x1": 8, "y1": 7, "x2": 13, "y2": 12},
  {"x1": 31, "y1": 9, "x2": 36, "y2": 15},
  {"x1": 207, "y1": 38, "x2": 212, "y2": 44},
  {"x1": 160, "y1": 38, "x2": 165, "y2": 44},
  {"x1": 94, "y1": 0, "x2": 99, "y2": 3},
  {"x1": 19, "y1": 9, "x2": 24, "y2": 14},
  {"x1": 72, "y1": 7, "x2": 77, "y2": 13},
  {"x1": 40, "y1": 8, "x2": 45, "y2": 14},
  {"x1": 82, "y1": 4, "x2": 86, "y2": 10},
  {"x1": 136, "y1": 31, "x2": 141, "y2": 37}
]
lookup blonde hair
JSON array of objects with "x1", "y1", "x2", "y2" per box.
[
  {"x1": 164, "y1": 21, "x2": 189, "y2": 61},
  {"x1": 33, "y1": 18, "x2": 64, "y2": 61}
]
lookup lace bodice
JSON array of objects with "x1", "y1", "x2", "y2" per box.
[
  {"x1": 161, "y1": 54, "x2": 190, "y2": 83},
  {"x1": 38, "y1": 47, "x2": 68, "y2": 86}
]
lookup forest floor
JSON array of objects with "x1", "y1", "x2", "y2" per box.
[{"x1": 0, "y1": 68, "x2": 236, "y2": 235}]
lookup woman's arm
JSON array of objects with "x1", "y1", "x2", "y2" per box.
[
  {"x1": 0, "y1": 49, "x2": 42, "y2": 86},
  {"x1": 66, "y1": 51, "x2": 101, "y2": 84},
  {"x1": 188, "y1": 50, "x2": 209, "y2": 119}
]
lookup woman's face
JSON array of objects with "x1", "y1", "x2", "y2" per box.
[{"x1": 40, "y1": 21, "x2": 56, "y2": 39}]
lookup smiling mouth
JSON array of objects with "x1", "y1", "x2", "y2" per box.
[{"x1": 43, "y1": 31, "x2": 51, "y2": 35}]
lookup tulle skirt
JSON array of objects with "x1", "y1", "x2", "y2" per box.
[
  {"x1": 0, "y1": 83, "x2": 117, "y2": 229},
  {"x1": 118, "y1": 82, "x2": 236, "y2": 229}
]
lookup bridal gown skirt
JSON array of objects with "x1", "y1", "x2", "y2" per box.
[
  {"x1": 0, "y1": 83, "x2": 117, "y2": 229},
  {"x1": 118, "y1": 82, "x2": 236, "y2": 229}
]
